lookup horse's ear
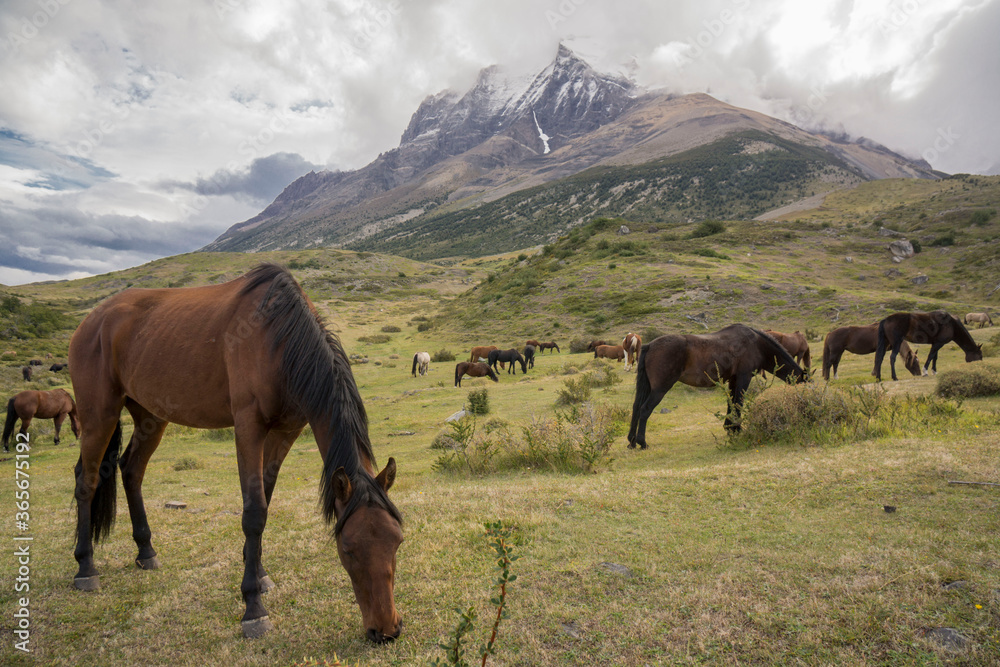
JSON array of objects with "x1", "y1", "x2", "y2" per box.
[
  {"x1": 376, "y1": 457, "x2": 396, "y2": 493},
  {"x1": 333, "y1": 467, "x2": 353, "y2": 505}
]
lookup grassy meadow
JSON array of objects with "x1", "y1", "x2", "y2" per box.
[{"x1": 1, "y1": 177, "x2": 999, "y2": 666}]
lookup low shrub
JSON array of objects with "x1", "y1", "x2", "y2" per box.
[
  {"x1": 173, "y1": 457, "x2": 203, "y2": 471},
  {"x1": 380, "y1": 325, "x2": 401, "y2": 333},
  {"x1": 358, "y1": 334, "x2": 391, "y2": 344},
  {"x1": 432, "y1": 348, "x2": 456, "y2": 362},
  {"x1": 936, "y1": 363, "x2": 1000, "y2": 398},
  {"x1": 467, "y1": 388, "x2": 490, "y2": 415}
]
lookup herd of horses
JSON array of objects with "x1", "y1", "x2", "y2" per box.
[{"x1": 1, "y1": 263, "x2": 990, "y2": 645}]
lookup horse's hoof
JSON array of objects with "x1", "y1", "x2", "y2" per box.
[
  {"x1": 74, "y1": 575, "x2": 101, "y2": 591},
  {"x1": 136, "y1": 556, "x2": 161, "y2": 570},
  {"x1": 259, "y1": 575, "x2": 275, "y2": 593},
  {"x1": 626, "y1": 443, "x2": 636, "y2": 449},
  {"x1": 241, "y1": 616, "x2": 274, "y2": 638}
]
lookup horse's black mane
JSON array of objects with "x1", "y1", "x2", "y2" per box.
[
  {"x1": 240, "y1": 264, "x2": 401, "y2": 535},
  {"x1": 747, "y1": 326, "x2": 805, "y2": 378}
]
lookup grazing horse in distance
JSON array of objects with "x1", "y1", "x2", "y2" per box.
[
  {"x1": 622, "y1": 332, "x2": 642, "y2": 371},
  {"x1": 525, "y1": 339, "x2": 541, "y2": 349},
  {"x1": 488, "y1": 348, "x2": 527, "y2": 374},
  {"x1": 538, "y1": 341, "x2": 560, "y2": 353},
  {"x1": 454, "y1": 361, "x2": 499, "y2": 387},
  {"x1": 874, "y1": 310, "x2": 982, "y2": 380},
  {"x1": 765, "y1": 330, "x2": 811, "y2": 370},
  {"x1": 469, "y1": 345, "x2": 499, "y2": 363},
  {"x1": 22, "y1": 366, "x2": 32, "y2": 381},
  {"x1": 3, "y1": 388, "x2": 80, "y2": 452},
  {"x1": 411, "y1": 352, "x2": 430, "y2": 377},
  {"x1": 627, "y1": 325, "x2": 807, "y2": 447},
  {"x1": 29, "y1": 359, "x2": 43, "y2": 366},
  {"x1": 595, "y1": 344, "x2": 625, "y2": 361},
  {"x1": 965, "y1": 312, "x2": 993, "y2": 328},
  {"x1": 50, "y1": 363, "x2": 67, "y2": 372},
  {"x1": 586, "y1": 340, "x2": 607, "y2": 352},
  {"x1": 523, "y1": 345, "x2": 535, "y2": 369},
  {"x1": 822, "y1": 324, "x2": 921, "y2": 380},
  {"x1": 67, "y1": 264, "x2": 403, "y2": 642}
]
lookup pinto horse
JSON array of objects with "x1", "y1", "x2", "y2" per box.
[
  {"x1": 67, "y1": 265, "x2": 403, "y2": 642},
  {"x1": 411, "y1": 351, "x2": 430, "y2": 377},
  {"x1": 3, "y1": 388, "x2": 80, "y2": 452},
  {"x1": 874, "y1": 310, "x2": 983, "y2": 381},
  {"x1": 454, "y1": 361, "x2": 499, "y2": 387},
  {"x1": 595, "y1": 344, "x2": 625, "y2": 361},
  {"x1": 822, "y1": 324, "x2": 921, "y2": 380},
  {"x1": 765, "y1": 330, "x2": 811, "y2": 370},
  {"x1": 488, "y1": 348, "x2": 527, "y2": 374},
  {"x1": 965, "y1": 312, "x2": 993, "y2": 328},
  {"x1": 622, "y1": 333, "x2": 642, "y2": 371},
  {"x1": 538, "y1": 341, "x2": 560, "y2": 353},
  {"x1": 627, "y1": 325, "x2": 807, "y2": 447}
]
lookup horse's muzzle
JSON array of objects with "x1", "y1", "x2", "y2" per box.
[{"x1": 366, "y1": 620, "x2": 403, "y2": 644}]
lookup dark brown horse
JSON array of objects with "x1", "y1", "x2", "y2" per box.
[
  {"x1": 3, "y1": 388, "x2": 80, "y2": 452},
  {"x1": 21, "y1": 366, "x2": 32, "y2": 381},
  {"x1": 874, "y1": 310, "x2": 983, "y2": 380},
  {"x1": 586, "y1": 340, "x2": 607, "y2": 352},
  {"x1": 627, "y1": 325, "x2": 807, "y2": 447},
  {"x1": 765, "y1": 330, "x2": 811, "y2": 370},
  {"x1": 822, "y1": 324, "x2": 921, "y2": 380},
  {"x1": 67, "y1": 265, "x2": 403, "y2": 642},
  {"x1": 489, "y1": 348, "x2": 527, "y2": 374},
  {"x1": 538, "y1": 341, "x2": 560, "y2": 353},
  {"x1": 523, "y1": 345, "x2": 535, "y2": 369},
  {"x1": 622, "y1": 332, "x2": 642, "y2": 371},
  {"x1": 595, "y1": 344, "x2": 625, "y2": 361},
  {"x1": 454, "y1": 361, "x2": 499, "y2": 387}
]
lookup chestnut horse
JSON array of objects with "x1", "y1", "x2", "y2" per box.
[
  {"x1": 454, "y1": 361, "x2": 499, "y2": 387},
  {"x1": 525, "y1": 339, "x2": 541, "y2": 349},
  {"x1": 765, "y1": 330, "x2": 811, "y2": 370},
  {"x1": 68, "y1": 265, "x2": 403, "y2": 642},
  {"x1": 627, "y1": 325, "x2": 807, "y2": 447},
  {"x1": 822, "y1": 324, "x2": 921, "y2": 380},
  {"x1": 469, "y1": 345, "x2": 499, "y2": 362},
  {"x1": 3, "y1": 388, "x2": 80, "y2": 452},
  {"x1": 411, "y1": 351, "x2": 430, "y2": 377},
  {"x1": 595, "y1": 344, "x2": 625, "y2": 361},
  {"x1": 586, "y1": 340, "x2": 607, "y2": 352},
  {"x1": 965, "y1": 312, "x2": 993, "y2": 328},
  {"x1": 874, "y1": 310, "x2": 983, "y2": 380},
  {"x1": 622, "y1": 332, "x2": 642, "y2": 371},
  {"x1": 538, "y1": 341, "x2": 560, "y2": 353}
]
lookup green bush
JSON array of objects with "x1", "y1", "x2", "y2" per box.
[
  {"x1": 467, "y1": 388, "x2": 490, "y2": 415},
  {"x1": 380, "y1": 325, "x2": 401, "y2": 333},
  {"x1": 555, "y1": 376, "x2": 592, "y2": 405},
  {"x1": 689, "y1": 220, "x2": 726, "y2": 238},
  {"x1": 173, "y1": 457, "x2": 203, "y2": 471},
  {"x1": 936, "y1": 363, "x2": 1000, "y2": 398},
  {"x1": 432, "y1": 348, "x2": 456, "y2": 362},
  {"x1": 691, "y1": 248, "x2": 730, "y2": 260},
  {"x1": 358, "y1": 334, "x2": 391, "y2": 344}
]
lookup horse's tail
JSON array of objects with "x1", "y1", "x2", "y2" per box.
[
  {"x1": 801, "y1": 345, "x2": 811, "y2": 370},
  {"x1": 821, "y1": 338, "x2": 832, "y2": 381},
  {"x1": 75, "y1": 420, "x2": 122, "y2": 544},
  {"x1": 454, "y1": 364, "x2": 461, "y2": 387},
  {"x1": 875, "y1": 318, "x2": 888, "y2": 360},
  {"x1": 628, "y1": 345, "x2": 651, "y2": 440},
  {"x1": 2, "y1": 398, "x2": 17, "y2": 450},
  {"x1": 411, "y1": 353, "x2": 418, "y2": 377}
]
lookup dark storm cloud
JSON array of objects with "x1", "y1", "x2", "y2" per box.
[{"x1": 162, "y1": 152, "x2": 321, "y2": 205}]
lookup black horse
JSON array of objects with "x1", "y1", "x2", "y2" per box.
[
  {"x1": 627, "y1": 324, "x2": 807, "y2": 448},
  {"x1": 523, "y1": 345, "x2": 535, "y2": 369},
  {"x1": 874, "y1": 310, "x2": 982, "y2": 380},
  {"x1": 488, "y1": 348, "x2": 527, "y2": 374}
]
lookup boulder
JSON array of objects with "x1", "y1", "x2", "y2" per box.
[{"x1": 888, "y1": 240, "x2": 915, "y2": 259}]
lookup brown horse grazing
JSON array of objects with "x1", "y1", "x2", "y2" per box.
[
  {"x1": 822, "y1": 324, "x2": 922, "y2": 380},
  {"x1": 595, "y1": 344, "x2": 625, "y2": 361},
  {"x1": 538, "y1": 341, "x2": 560, "y2": 353},
  {"x1": 765, "y1": 330, "x2": 811, "y2": 370},
  {"x1": 469, "y1": 345, "x2": 499, "y2": 363},
  {"x1": 525, "y1": 339, "x2": 541, "y2": 349},
  {"x1": 586, "y1": 340, "x2": 607, "y2": 352},
  {"x1": 627, "y1": 325, "x2": 807, "y2": 447},
  {"x1": 622, "y1": 332, "x2": 642, "y2": 371},
  {"x1": 3, "y1": 388, "x2": 80, "y2": 452},
  {"x1": 874, "y1": 310, "x2": 983, "y2": 380},
  {"x1": 965, "y1": 312, "x2": 993, "y2": 328},
  {"x1": 67, "y1": 265, "x2": 403, "y2": 642},
  {"x1": 454, "y1": 361, "x2": 499, "y2": 387}
]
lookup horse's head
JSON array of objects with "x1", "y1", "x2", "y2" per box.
[
  {"x1": 65, "y1": 394, "x2": 81, "y2": 438},
  {"x1": 903, "y1": 347, "x2": 924, "y2": 377},
  {"x1": 488, "y1": 367, "x2": 499, "y2": 382},
  {"x1": 966, "y1": 344, "x2": 984, "y2": 362},
  {"x1": 332, "y1": 459, "x2": 403, "y2": 643}
]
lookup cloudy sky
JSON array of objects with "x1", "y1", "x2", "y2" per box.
[{"x1": 1, "y1": 0, "x2": 997, "y2": 285}]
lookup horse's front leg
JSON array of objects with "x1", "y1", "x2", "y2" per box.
[
  {"x1": 925, "y1": 343, "x2": 943, "y2": 375},
  {"x1": 254, "y1": 426, "x2": 303, "y2": 594},
  {"x1": 724, "y1": 373, "x2": 752, "y2": 432},
  {"x1": 52, "y1": 414, "x2": 64, "y2": 446},
  {"x1": 235, "y1": 421, "x2": 273, "y2": 638},
  {"x1": 121, "y1": 400, "x2": 168, "y2": 570}
]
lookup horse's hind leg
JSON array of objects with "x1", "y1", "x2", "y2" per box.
[
  {"x1": 725, "y1": 374, "x2": 752, "y2": 432},
  {"x1": 629, "y1": 384, "x2": 671, "y2": 449},
  {"x1": 121, "y1": 400, "x2": 168, "y2": 570},
  {"x1": 73, "y1": 413, "x2": 123, "y2": 590},
  {"x1": 53, "y1": 414, "x2": 65, "y2": 445},
  {"x1": 253, "y1": 425, "x2": 303, "y2": 594}
]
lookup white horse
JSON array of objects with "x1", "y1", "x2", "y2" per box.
[
  {"x1": 411, "y1": 351, "x2": 431, "y2": 377},
  {"x1": 965, "y1": 312, "x2": 993, "y2": 329},
  {"x1": 622, "y1": 332, "x2": 642, "y2": 371}
]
